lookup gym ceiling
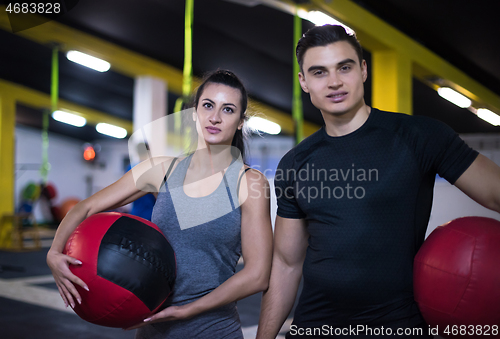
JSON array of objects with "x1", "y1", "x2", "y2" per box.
[{"x1": 1, "y1": 0, "x2": 500, "y2": 142}]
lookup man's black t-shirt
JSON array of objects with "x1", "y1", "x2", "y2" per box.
[{"x1": 275, "y1": 108, "x2": 479, "y2": 336}]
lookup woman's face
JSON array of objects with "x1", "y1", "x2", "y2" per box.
[{"x1": 195, "y1": 83, "x2": 244, "y2": 147}]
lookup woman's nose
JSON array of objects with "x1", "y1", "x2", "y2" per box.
[{"x1": 208, "y1": 110, "x2": 222, "y2": 124}]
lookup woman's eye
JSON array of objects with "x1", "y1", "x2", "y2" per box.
[
  {"x1": 203, "y1": 103, "x2": 212, "y2": 108},
  {"x1": 223, "y1": 107, "x2": 234, "y2": 113}
]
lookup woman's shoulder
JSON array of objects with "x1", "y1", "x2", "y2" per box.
[
  {"x1": 237, "y1": 166, "x2": 270, "y2": 204},
  {"x1": 131, "y1": 156, "x2": 186, "y2": 191},
  {"x1": 234, "y1": 164, "x2": 267, "y2": 185}
]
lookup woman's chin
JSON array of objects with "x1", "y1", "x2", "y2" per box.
[{"x1": 202, "y1": 134, "x2": 231, "y2": 146}]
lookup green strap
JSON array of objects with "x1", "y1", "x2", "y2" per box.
[
  {"x1": 51, "y1": 47, "x2": 58, "y2": 115},
  {"x1": 40, "y1": 47, "x2": 58, "y2": 182},
  {"x1": 293, "y1": 7, "x2": 304, "y2": 145},
  {"x1": 182, "y1": 0, "x2": 194, "y2": 99},
  {"x1": 174, "y1": 0, "x2": 194, "y2": 117}
]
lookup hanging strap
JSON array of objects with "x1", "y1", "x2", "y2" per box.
[
  {"x1": 40, "y1": 46, "x2": 59, "y2": 183},
  {"x1": 173, "y1": 0, "x2": 194, "y2": 114}
]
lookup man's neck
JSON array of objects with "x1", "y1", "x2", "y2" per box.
[{"x1": 322, "y1": 104, "x2": 371, "y2": 137}]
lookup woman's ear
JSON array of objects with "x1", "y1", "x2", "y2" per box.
[
  {"x1": 238, "y1": 118, "x2": 244, "y2": 130},
  {"x1": 192, "y1": 111, "x2": 197, "y2": 122}
]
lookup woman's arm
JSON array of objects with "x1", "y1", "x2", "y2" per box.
[
  {"x1": 47, "y1": 157, "x2": 174, "y2": 308},
  {"x1": 131, "y1": 168, "x2": 273, "y2": 326}
]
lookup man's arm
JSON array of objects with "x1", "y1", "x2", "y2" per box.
[
  {"x1": 454, "y1": 154, "x2": 500, "y2": 213},
  {"x1": 256, "y1": 216, "x2": 309, "y2": 339}
]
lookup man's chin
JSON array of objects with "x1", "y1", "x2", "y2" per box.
[{"x1": 320, "y1": 108, "x2": 351, "y2": 117}]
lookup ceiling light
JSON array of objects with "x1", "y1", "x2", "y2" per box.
[
  {"x1": 66, "y1": 50, "x2": 111, "y2": 72},
  {"x1": 298, "y1": 10, "x2": 355, "y2": 34},
  {"x1": 96, "y1": 123, "x2": 127, "y2": 138},
  {"x1": 248, "y1": 117, "x2": 281, "y2": 135},
  {"x1": 52, "y1": 110, "x2": 86, "y2": 127},
  {"x1": 477, "y1": 108, "x2": 500, "y2": 126},
  {"x1": 437, "y1": 87, "x2": 471, "y2": 108},
  {"x1": 223, "y1": 1, "x2": 355, "y2": 35}
]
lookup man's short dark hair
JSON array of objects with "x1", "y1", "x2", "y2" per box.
[{"x1": 296, "y1": 25, "x2": 363, "y2": 72}]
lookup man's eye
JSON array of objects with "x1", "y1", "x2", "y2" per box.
[
  {"x1": 313, "y1": 70, "x2": 324, "y2": 76},
  {"x1": 340, "y1": 65, "x2": 351, "y2": 71}
]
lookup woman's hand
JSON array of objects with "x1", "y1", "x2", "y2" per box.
[
  {"x1": 123, "y1": 304, "x2": 194, "y2": 330},
  {"x1": 46, "y1": 249, "x2": 89, "y2": 308}
]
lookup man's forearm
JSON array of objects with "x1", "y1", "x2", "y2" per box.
[{"x1": 256, "y1": 261, "x2": 302, "y2": 339}]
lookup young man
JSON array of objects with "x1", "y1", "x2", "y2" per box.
[{"x1": 257, "y1": 25, "x2": 500, "y2": 338}]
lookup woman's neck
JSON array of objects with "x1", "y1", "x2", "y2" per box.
[{"x1": 190, "y1": 145, "x2": 233, "y2": 175}]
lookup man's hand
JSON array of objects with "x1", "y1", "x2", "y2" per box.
[{"x1": 256, "y1": 216, "x2": 308, "y2": 339}]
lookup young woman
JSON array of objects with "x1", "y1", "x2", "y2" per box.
[{"x1": 47, "y1": 70, "x2": 273, "y2": 338}]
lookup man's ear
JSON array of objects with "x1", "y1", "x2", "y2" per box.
[
  {"x1": 298, "y1": 72, "x2": 309, "y2": 93},
  {"x1": 361, "y1": 60, "x2": 368, "y2": 83}
]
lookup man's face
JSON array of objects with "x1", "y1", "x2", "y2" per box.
[{"x1": 299, "y1": 41, "x2": 367, "y2": 117}]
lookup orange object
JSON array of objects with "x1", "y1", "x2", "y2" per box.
[
  {"x1": 83, "y1": 145, "x2": 96, "y2": 161},
  {"x1": 58, "y1": 198, "x2": 80, "y2": 221}
]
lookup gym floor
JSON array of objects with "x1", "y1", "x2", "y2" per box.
[
  {"x1": 0, "y1": 229, "x2": 442, "y2": 339},
  {"x1": 0, "y1": 228, "x2": 293, "y2": 339}
]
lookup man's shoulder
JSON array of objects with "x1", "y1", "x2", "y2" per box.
[
  {"x1": 372, "y1": 108, "x2": 450, "y2": 134},
  {"x1": 279, "y1": 128, "x2": 325, "y2": 166}
]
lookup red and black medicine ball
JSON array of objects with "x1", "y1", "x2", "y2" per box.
[
  {"x1": 63, "y1": 212, "x2": 176, "y2": 328},
  {"x1": 414, "y1": 216, "x2": 500, "y2": 337}
]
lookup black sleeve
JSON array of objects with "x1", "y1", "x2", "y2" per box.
[
  {"x1": 416, "y1": 118, "x2": 479, "y2": 184},
  {"x1": 274, "y1": 152, "x2": 306, "y2": 219}
]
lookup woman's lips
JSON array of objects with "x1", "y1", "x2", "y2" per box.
[{"x1": 206, "y1": 126, "x2": 221, "y2": 134}]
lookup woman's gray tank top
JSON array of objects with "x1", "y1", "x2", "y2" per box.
[{"x1": 135, "y1": 154, "x2": 244, "y2": 339}]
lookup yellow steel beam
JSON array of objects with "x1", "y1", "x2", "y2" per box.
[
  {"x1": 306, "y1": 0, "x2": 500, "y2": 114},
  {"x1": 372, "y1": 50, "x2": 412, "y2": 114},
  {"x1": 0, "y1": 79, "x2": 132, "y2": 243},
  {"x1": 0, "y1": 5, "x2": 319, "y2": 137},
  {"x1": 0, "y1": 80, "x2": 133, "y2": 133},
  {"x1": 0, "y1": 94, "x2": 15, "y2": 247}
]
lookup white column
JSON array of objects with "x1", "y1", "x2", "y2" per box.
[{"x1": 131, "y1": 76, "x2": 168, "y2": 162}]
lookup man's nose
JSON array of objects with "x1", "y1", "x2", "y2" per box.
[{"x1": 328, "y1": 73, "x2": 343, "y2": 88}]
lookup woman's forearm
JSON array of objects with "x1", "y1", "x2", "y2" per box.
[
  {"x1": 49, "y1": 201, "x2": 92, "y2": 253},
  {"x1": 185, "y1": 264, "x2": 269, "y2": 317}
]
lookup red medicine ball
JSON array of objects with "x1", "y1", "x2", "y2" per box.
[
  {"x1": 414, "y1": 217, "x2": 500, "y2": 336},
  {"x1": 63, "y1": 212, "x2": 176, "y2": 328}
]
